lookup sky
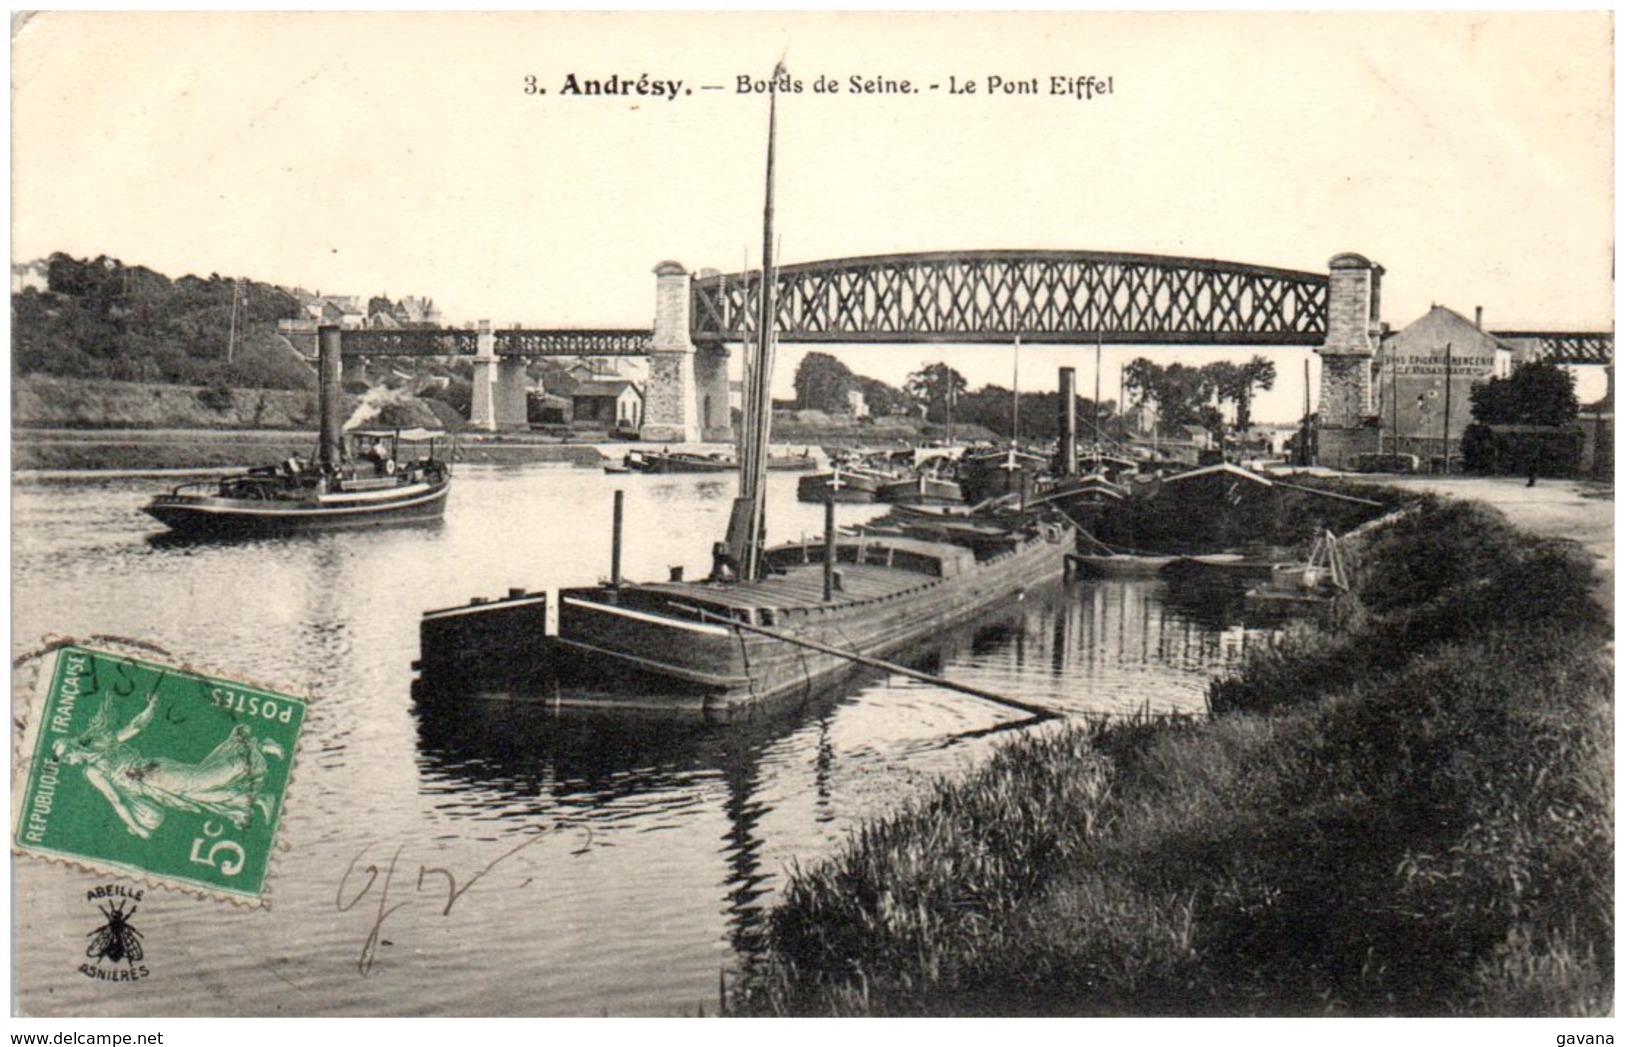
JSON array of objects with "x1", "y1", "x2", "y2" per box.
[{"x1": 11, "y1": 11, "x2": 1614, "y2": 422}]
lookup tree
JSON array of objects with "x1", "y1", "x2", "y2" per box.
[
  {"x1": 854, "y1": 375, "x2": 910, "y2": 417},
  {"x1": 1122, "y1": 356, "x2": 1274, "y2": 438},
  {"x1": 1201, "y1": 361, "x2": 1244, "y2": 422},
  {"x1": 792, "y1": 352, "x2": 857, "y2": 412},
  {"x1": 1462, "y1": 359, "x2": 1582, "y2": 475},
  {"x1": 1469, "y1": 359, "x2": 1579, "y2": 427},
  {"x1": 1234, "y1": 356, "x2": 1277, "y2": 430},
  {"x1": 1153, "y1": 362, "x2": 1213, "y2": 430},
  {"x1": 905, "y1": 362, "x2": 968, "y2": 423},
  {"x1": 1121, "y1": 358, "x2": 1208, "y2": 429}
]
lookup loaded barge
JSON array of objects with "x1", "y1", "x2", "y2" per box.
[
  {"x1": 416, "y1": 63, "x2": 1072, "y2": 718},
  {"x1": 418, "y1": 511, "x2": 1070, "y2": 716}
]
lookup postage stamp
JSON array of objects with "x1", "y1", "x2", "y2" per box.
[{"x1": 13, "y1": 644, "x2": 306, "y2": 906}]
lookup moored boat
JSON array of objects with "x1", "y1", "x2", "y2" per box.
[
  {"x1": 796, "y1": 463, "x2": 893, "y2": 503},
  {"x1": 958, "y1": 446, "x2": 1050, "y2": 504},
  {"x1": 628, "y1": 448, "x2": 818, "y2": 473},
  {"x1": 534, "y1": 520, "x2": 1071, "y2": 715},
  {"x1": 415, "y1": 66, "x2": 1073, "y2": 718},
  {"x1": 142, "y1": 327, "x2": 452, "y2": 535},
  {"x1": 878, "y1": 471, "x2": 964, "y2": 507},
  {"x1": 1068, "y1": 551, "x2": 1177, "y2": 577},
  {"x1": 767, "y1": 449, "x2": 820, "y2": 472},
  {"x1": 625, "y1": 449, "x2": 736, "y2": 473},
  {"x1": 1161, "y1": 553, "x2": 1283, "y2": 582},
  {"x1": 418, "y1": 588, "x2": 549, "y2": 682}
]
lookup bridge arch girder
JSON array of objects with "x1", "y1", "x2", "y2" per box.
[{"x1": 690, "y1": 249, "x2": 1331, "y2": 346}]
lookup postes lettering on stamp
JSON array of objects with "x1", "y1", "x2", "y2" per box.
[{"x1": 14, "y1": 645, "x2": 306, "y2": 906}]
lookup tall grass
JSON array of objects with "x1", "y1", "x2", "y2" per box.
[{"x1": 732, "y1": 495, "x2": 1612, "y2": 1016}]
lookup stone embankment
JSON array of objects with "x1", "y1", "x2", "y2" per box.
[{"x1": 13, "y1": 428, "x2": 616, "y2": 471}]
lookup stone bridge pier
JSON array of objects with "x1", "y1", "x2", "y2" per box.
[
  {"x1": 642, "y1": 261, "x2": 732, "y2": 443},
  {"x1": 470, "y1": 320, "x2": 530, "y2": 431},
  {"x1": 1316, "y1": 253, "x2": 1384, "y2": 467}
]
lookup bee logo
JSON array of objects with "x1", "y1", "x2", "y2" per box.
[
  {"x1": 87, "y1": 900, "x2": 143, "y2": 965},
  {"x1": 79, "y1": 893, "x2": 150, "y2": 981}
]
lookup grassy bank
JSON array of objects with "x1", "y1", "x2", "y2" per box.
[{"x1": 732, "y1": 495, "x2": 1612, "y2": 1016}]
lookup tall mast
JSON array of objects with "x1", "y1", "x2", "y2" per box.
[
  {"x1": 721, "y1": 61, "x2": 784, "y2": 581},
  {"x1": 1094, "y1": 336, "x2": 1102, "y2": 444},
  {"x1": 226, "y1": 277, "x2": 240, "y2": 364},
  {"x1": 1011, "y1": 336, "x2": 1022, "y2": 445}
]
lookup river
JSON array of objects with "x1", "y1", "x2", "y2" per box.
[{"x1": 12, "y1": 464, "x2": 1288, "y2": 1016}]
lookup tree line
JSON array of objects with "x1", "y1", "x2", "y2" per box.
[
  {"x1": 793, "y1": 350, "x2": 1281, "y2": 442},
  {"x1": 13, "y1": 253, "x2": 315, "y2": 389}
]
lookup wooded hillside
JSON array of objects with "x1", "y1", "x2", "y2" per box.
[{"x1": 13, "y1": 253, "x2": 314, "y2": 390}]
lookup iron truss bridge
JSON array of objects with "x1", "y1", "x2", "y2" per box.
[
  {"x1": 1491, "y1": 331, "x2": 1614, "y2": 366},
  {"x1": 338, "y1": 328, "x2": 654, "y2": 357},
  {"x1": 690, "y1": 250, "x2": 1331, "y2": 346}
]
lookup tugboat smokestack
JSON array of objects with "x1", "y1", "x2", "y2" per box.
[
  {"x1": 1058, "y1": 367, "x2": 1078, "y2": 476},
  {"x1": 611, "y1": 489, "x2": 624, "y2": 587},
  {"x1": 823, "y1": 497, "x2": 837, "y2": 602},
  {"x1": 318, "y1": 325, "x2": 344, "y2": 471}
]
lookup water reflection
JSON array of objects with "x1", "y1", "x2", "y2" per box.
[
  {"x1": 407, "y1": 573, "x2": 1282, "y2": 985},
  {"x1": 13, "y1": 468, "x2": 1308, "y2": 1016},
  {"x1": 142, "y1": 518, "x2": 446, "y2": 552}
]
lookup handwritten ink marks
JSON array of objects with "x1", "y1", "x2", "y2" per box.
[{"x1": 336, "y1": 827, "x2": 591, "y2": 976}]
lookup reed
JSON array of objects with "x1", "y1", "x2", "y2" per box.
[{"x1": 732, "y1": 494, "x2": 1612, "y2": 1016}]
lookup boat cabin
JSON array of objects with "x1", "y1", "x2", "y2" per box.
[{"x1": 343, "y1": 428, "x2": 450, "y2": 485}]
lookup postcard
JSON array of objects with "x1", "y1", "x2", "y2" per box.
[{"x1": 10, "y1": 11, "x2": 1613, "y2": 1026}]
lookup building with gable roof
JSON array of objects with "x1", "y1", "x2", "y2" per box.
[
  {"x1": 570, "y1": 379, "x2": 644, "y2": 432},
  {"x1": 1373, "y1": 305, "x2": 1516, "y2": 464}
]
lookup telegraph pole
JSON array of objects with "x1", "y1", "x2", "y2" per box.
[
  {"x1": 1391, "y1": 345, "x2": 1400, "y2": 458},
  {"x1": 1301, "y1": 358, "x2": 1312, "y2": 466},
  {"x1": 1440, "y1": 342, "x2": 1453, "y2": 472}
]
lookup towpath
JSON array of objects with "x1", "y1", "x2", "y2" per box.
[{"x1": 1374, "y1": 474, "x2": 1614, "y2": 620}]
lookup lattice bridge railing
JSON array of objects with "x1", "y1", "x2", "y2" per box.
[
  {"x1": 1491, "y1": 331, "x2": 1614, "y2": 366},
  {"x1": 690, "y1": 250, "x2": 1330, "y2": 345},
  {"x1": 337, "y1": 328, "x2": 653, "y2": 357}
]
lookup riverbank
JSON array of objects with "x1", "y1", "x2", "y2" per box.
[
  {"x1": 731, "y1": 491, "x2": 1613, "y2": 1016},
  {"x1": 1374, "y1": 474, "x2": 1614, "y2": 617},
  {"x1": 11, "y1": 427, "x2": 614, "y2": 471}
]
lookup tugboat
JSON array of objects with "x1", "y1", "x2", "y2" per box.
[
  {"x1": 416, "y1": 65, "x2": 1073, "y2": 718},
  {"x1": 143, "y1": 326, "x2": 452, "y2": 535}
]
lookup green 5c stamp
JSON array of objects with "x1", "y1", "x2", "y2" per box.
[{"x1": 14, "y1": 645, "x2": 305, "y2": 906}]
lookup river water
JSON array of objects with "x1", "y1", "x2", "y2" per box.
[{"x1": 12, "y1": 463, "x2": 1286, "y2": 1017}]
